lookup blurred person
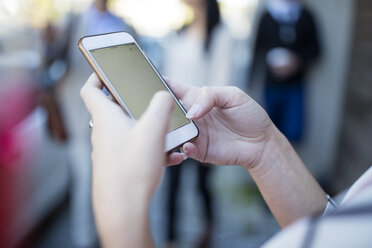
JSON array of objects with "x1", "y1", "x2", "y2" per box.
[
  {"x1": 80, "y1": 74, "x2": 372, "y2": 247},
  {"x1": 40, "y1": 22, "x2": 69, "y2": 141},
  {"x1": 56, "y1": 0, "x2": 136, "y2": 246},
  {"x1": 163, "y1": 0, "x2": 234, "y2": 246},
  {"x1": 250, "y1": 0, "x2": 320, "y2": 142}
]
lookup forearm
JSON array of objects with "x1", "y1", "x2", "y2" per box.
[
  {"x1": 93, "y1": 187, "x2": 154, "y2": 248},
  {"x1": 247, "y1": 126, "x2": 327, "y2": 228}
]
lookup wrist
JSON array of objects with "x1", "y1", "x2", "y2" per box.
[
  {"x1": 241, "y1": 125, "x2": 327, "y2": 227},
  {"x1": 93, "y1": 178, "x2": 152, "y2": 222},
  {"x1": 94, "y1": 186, "x2": 151, "y2": 246},
  {"x1": 244, "y1": 124, "x2": 288, "y2": 176},
  {"x1": 97, "y1": 200, "x2": 151, "y2": 248}
]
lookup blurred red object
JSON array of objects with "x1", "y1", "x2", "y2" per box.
[
  {"x1": 0, "y1": 80, "x2": 38, "y2": 247},
  {"x1": 0, "y1": 81, "x2": 38, "y2": 168}
]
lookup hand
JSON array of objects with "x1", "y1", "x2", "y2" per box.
[
  {"x1": 80, "y1": 74, "x2": 184, "y2": 247},
  {"x1": 270, "y1": 52, "x2": 301, "y2": 80},
  {"x1": 166, "y1": 79, "x2": 274, "y2": 169},
  {"x1": 167, "y1": 79, "x2": 327, "y2": 228}
]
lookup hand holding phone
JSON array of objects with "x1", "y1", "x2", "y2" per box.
[
  {"x1": 79, "y1": 32, "x2": 198, "y2": 152},
  {"x1": 80, "y1": 74, "x2": 187, "y2": 247}
]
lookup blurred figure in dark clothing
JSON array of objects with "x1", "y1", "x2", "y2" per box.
[
  {"x1": 166, "y1": 165, "x2": 213, "y2": 247},
  {"x1": 40, "y1": 22, "x2": 71, "y2": 142},
  {"x1": 250, "y1": 0, "x2": 320, "y2": 142},
  {"x1": 41, "y1": 22, "x2": 68, "y2": 88}
]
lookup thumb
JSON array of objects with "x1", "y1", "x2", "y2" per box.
[
  {"x1": 138, "y1": 91, "x2": 174, "y2": 141},
  {"x1": 186, "y1": 86, "x2": 244, "y2": 120}
]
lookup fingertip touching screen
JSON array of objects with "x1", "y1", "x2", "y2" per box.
[{"x1": 90, "y1": 43, "x2": 190, "y2": 131}]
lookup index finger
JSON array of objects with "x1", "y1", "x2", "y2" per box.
[
  {"x1": 80, "y1": 73, "x2": 126, "y2": 119},
  {"x1": 186, "y1": 86, "x2": 249, "y2": 120},
  {"x1": 163, "y1": 77, "x2": 193, "y2": 101}
]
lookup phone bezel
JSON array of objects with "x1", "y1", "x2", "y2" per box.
[{"x1": 78, "y1": 31, "x2": 199, "y2": 152}]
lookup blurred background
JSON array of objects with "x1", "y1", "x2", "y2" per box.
[{"x1": 0, "y1": 0, "x2": 371, "y2": 247}]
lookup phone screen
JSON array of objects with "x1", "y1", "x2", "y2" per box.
[{"x1": 90, "y1": 43, "x2": 190, "y2": 132}]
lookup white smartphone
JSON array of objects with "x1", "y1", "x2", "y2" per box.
[{"x1": 78, "y1": 32, "x2": 198, "y2": 152}]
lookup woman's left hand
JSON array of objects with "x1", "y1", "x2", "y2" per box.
[{"x1": 80, "y1": 73, "x2": 184, "y2": 247}]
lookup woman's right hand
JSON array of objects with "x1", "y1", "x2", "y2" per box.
[
  {"x1": 168, "y1": 79, "x2": 327, "y2": 227},
  {"x1": 166, "y1": 79, "x2": 274, "y2": 169}
]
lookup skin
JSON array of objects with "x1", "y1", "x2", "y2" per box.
[
  {"x1": 80, "y1": 74, "x2": 183, "y2": 248},
  {"x1": 80, "y1": 73, "x2": 327, "y2": 248}
]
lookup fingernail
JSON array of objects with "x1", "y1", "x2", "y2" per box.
[
  {"x1": 186, "y1": 104, "x2": 201, "y2": 119},
  {"x1": 182, "y1": 153, "x2": 188, "y2": 161}
]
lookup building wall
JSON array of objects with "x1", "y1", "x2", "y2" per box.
[
  {"x1": 334, "y1": 0, "x2": 372, "y2": 192},
  {"x1": 298, "y1": 0, "x2": 355, "y2": 179}
]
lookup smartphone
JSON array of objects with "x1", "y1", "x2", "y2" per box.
[{"x1": 78, "y1": 32, "x2": 198, "y2": 152}]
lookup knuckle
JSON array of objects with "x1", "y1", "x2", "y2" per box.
[
  {"x1": 229, "y1": 86, "x2": 243, "y2": 95},
  {"x1": 200, "y1": 86, "x2": 210, "y2": 96}
]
